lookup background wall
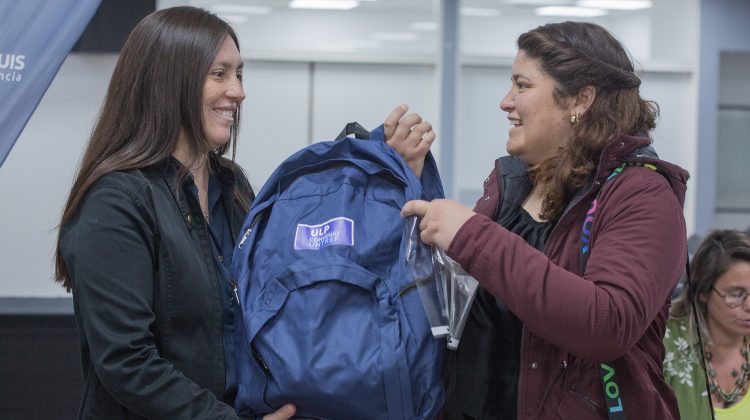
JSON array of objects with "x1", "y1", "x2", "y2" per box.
[
  {"x1": 715, "y1": 52, "x2": 750, "y2": 230},
  {"x1": 0, "y1": 0, "x2": 708, "y2": 297},
  {"x1": 695, "y1": 0, "x2": 750, "y2": 233}
]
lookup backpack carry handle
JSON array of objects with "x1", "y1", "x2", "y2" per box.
[
  {"x1": 335, "y1": 122, "x2": 370, "y2": 141},
  {"x1": 332, "y1": 121, "x2": 442, "y2": 201}
]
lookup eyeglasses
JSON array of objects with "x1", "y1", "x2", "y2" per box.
[{"x1": 712, "y1": 287, "x2": 750, "y2": 309}]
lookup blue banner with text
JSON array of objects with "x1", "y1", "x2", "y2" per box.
[{"x1": 0, "y1": 0, "x2": 101, "y2": 167}]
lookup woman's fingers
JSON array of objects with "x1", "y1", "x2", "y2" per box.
[
  {"x1": 391, "y1": 113, "x2": 423, "y2": 145},
  {"x1": 408, "y1": 121, "x2": 432, "y2": 145},
  {"x1": 401, "y1": 200, "x2": 430, "y2": 218},
  {"x1": 419, "y1": 130, "x2": 436, "y2": 148},
  {"x1": 402, "y1": 199, "x2": 476, "y2": 249},
  {"x1": 384, "y1": 104, "x2": 408, "y2": 139},
  {"x1": 263, "y1": 404, "x2": 296, "y2": 420},
  {"x1": 384, "y1": 106, "x2": 436, "y2": 178}
]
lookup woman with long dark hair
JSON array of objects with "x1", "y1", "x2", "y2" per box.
[
  {"x1": 403, "y1": 21, "x2": 688, "y2": 419},
  {"x1": 665, "y1": 230, "x2": 750, "y2": 419},
  {"x1": 55, "y1": 6, "x2": 433, "y2": 419}
]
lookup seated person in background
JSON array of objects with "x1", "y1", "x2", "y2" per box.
[{"x1": 664, "y1": 229, "x2": 750, "y2": 419}]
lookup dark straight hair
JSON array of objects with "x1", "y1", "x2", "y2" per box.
[
  {"x1": 55, "y1": 6, "x2": 244, "y2": 290},
  {"x1": 517, "y1": 21, "x2": 659, "y2": 222}
]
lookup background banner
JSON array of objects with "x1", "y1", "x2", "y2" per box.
[{"x1": 0, "y1": 0, "x2": 101, "y2": 167}]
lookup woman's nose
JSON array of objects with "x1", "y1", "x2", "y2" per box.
[
  {"x1": 227, "y1": 79, "x2": 245, "y2": 103},
  {"x1": 499, "y1": 89, "x2": 513, "y2": 112}
]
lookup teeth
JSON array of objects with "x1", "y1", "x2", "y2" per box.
[
  {"x1": 509, "y1": 118, "x2": 522, "y2": 126},
  {"x1": 216, "y1": 110, "x2": 234, "y2": 118}
]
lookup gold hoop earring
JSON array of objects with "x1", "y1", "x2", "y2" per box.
[{"x1": 570, "y1": 113, "x2": 580, "y2": 125}]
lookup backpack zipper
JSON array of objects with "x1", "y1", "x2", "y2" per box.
[
  {"x1": 399, "y1": 280, "x2": 418, "y2": 297},
  {"x1": 251, "y1": 344, "x2": 273, "y2": 379},
  {"x1": 238, "y1": 227, "x2": 252, "y2": 249}
]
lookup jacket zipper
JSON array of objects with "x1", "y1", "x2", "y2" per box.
[
  {"x1": 487, "y1": 158, "x2": 528, "y2": 419},
  {"x1": 543, "y1": 147, "x2": 607, "y2": 251},
  {"x1": 230, "y1": 279, "x2": 241, "y2": 308},
  {"x1": 517, "y1": 327, "x2": 527, "y2": 420},
  {"x1": 526, "y1": 148, "x2": 612, "y2": 418},
  {"x1": 515, "y1": 149, "x2": 607, "y2": 418},
  {"x1": 491, "y1": 195, "x2": 501, "y2": 221},
  {"x1": 491, "y1": 162, "x2": 502, "y2": 221},
  {"x1": 571, "y1": 388, "x2": 607, "y2": 416}
]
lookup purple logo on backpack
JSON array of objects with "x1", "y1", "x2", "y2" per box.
[{"x1": 294, "y1": 217, "x2": 354, "y2": 250}]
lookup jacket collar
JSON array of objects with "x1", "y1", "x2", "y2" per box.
[
  {"x1": 495, "y1": 155, "x2": 533, "y2": 220},
  {"x1": 600, "y1": 133, "x2": 689, "y2": 207},
  {"x1": 153, "y1": 153, "x2": 241, "y2": 231},
  {"x1": 497, "y1": 133, "x2": 689, "y2": 209},
  {"x1": 155, "y1": 153, "x2": 238, "y2": 189}
]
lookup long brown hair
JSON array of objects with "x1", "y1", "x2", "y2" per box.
[
  {"x1": 518, "y1": 21, "x2": 659, "y2": 221},
  {"x1": 671, "y1": 230, "x2": 750, "y2": 344},
  {"x1": 55, "y1": 7, "x2": 244, "y2": 291}
]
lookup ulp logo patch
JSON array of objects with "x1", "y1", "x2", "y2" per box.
[{"x1": 294, "y1": 217, "x2": 354, "y2": 250}]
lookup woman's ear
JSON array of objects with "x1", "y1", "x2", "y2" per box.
[{"x1": 573, "y1": 85, "x2": 597, "y2": 116}]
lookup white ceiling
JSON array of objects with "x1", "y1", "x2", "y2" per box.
[
  {"x1": 185, "y1": 0, "x2": 625, "y2": 15},
  {"x1": 153, "y1": 0, "x2": 675, "y2": 63}
]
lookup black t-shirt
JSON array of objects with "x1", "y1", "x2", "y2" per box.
[{"x1": 444, "y1": 204, "x2": 551, "y2": 420}]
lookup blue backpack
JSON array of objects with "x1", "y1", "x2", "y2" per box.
[{"x1": 231, "y1": 123, "x2": 446, "y2": 419}]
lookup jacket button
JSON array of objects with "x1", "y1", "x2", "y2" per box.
[
  {"x1": 186, "y1": 214, "x2": 193, "y2": 225},
  {"x1": 531, "y1": 362, "x2": 538, "y2": 369}
]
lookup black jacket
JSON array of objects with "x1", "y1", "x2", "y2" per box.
[{"x1": 60, "y1": 155, "x2": 253, "y2": 419}]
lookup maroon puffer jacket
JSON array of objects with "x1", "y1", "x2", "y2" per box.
[{"x1": 447, "y1": 134, "x2": 688, "y2": 419}]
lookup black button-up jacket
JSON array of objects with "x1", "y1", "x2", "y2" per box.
[{"x1": 60, "y1": 155, "x2": 253, "y2": 419}]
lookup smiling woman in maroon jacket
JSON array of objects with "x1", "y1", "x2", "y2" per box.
[{"x1": 403, "y1": 21, "x2": 688, "y2": 419}]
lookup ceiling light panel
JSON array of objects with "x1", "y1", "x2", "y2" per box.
[
  {"x1": 576, "y1": 1, "x2": 652, "y2": 10},
  {"x1": 289, "y1": 0, "x2": 360, "y2": 10},
  {"x1": 505, "y1": 0, "x2": 572, "y2": 5},
  {"x1": 535, "y1": 6, "x2": 608, "y2": 16}
]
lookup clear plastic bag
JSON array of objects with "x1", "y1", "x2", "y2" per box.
[
  {"x1": 434, "y1": 248, "x2": 479, "y2": 350},
  {"x1": 405, "y1": 216, "x2": 479, "y2": 348},
  {"x1": 404, "y1": 216, "x2": 449, "y2": 337}
]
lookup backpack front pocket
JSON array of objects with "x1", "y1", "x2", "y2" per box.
[{"x1": 245, "y1": 257, "x2": 413, "y2": 420}]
